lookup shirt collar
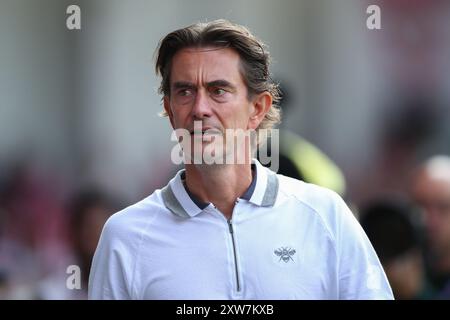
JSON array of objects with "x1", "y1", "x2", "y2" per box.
[{"x1": 160, "y1": 159, "x2": 279, "y2": 218}]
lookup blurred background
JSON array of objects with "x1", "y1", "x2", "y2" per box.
[{"x1": 1, "y1": 0, "x2": 450, "y2": 299}]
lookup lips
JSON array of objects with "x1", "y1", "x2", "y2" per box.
[{"x1": 190, "y1": 127, "x2": 221, "y2": 135}]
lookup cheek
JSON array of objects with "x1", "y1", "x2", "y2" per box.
[
  {"x1": 171, "y1": 109, "x2": 190, "y2": 127},
  {"x1": 232, "y1": 101, "x2": 253, "y2": 126},
  {"x1": 232, "y1": 112, "x2": 252, "y2": 129}
]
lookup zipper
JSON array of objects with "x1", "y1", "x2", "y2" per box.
[{"x1": 227, "y1": 218, "x2": 241, "y2": 292}]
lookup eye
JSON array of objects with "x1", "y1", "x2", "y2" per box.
[
  {"x1": 212, "y1": 88, "x2": 226, "y2": 96},
  {"x1": 178, "y1": 89, "x2": 193, "y2": 96}
]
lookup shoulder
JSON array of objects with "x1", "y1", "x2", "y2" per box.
[
  {"x1": 276, "y1": 173, "x2": 354, "y2": 238},
  {"x1": 276, "y1": 173, "x2": 346, "y2": 215},
  {"x1": 99, "y1": 190, "x2": 169, "y2": 247},
  {"x1": 89, "y1": 189, "x2": 176, "y2": 299}
]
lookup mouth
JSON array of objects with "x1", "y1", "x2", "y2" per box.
[{"x1": 190, "y1": 127, "x2": 221, "y2": 136}]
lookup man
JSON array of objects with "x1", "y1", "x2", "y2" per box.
[
  {"x1": 412, "y1": 155, "x2": 450, "y2": 298},
  {"x1": 88, "y1": 19, "x2": 392, "y2": 299}
]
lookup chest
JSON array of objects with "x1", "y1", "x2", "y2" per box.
[{"x1": 133, "y1": 212, "x2": 338, "y2": 299}]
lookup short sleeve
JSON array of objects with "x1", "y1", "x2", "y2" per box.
[
  {"x1": 334, "y1": 196, "x2": 394, "y2": 300},
  {"x1": 88, "y1": 214, "x2": 135, "y2": 300}
]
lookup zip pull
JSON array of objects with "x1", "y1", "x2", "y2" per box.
[
  {"x1": 227, "y1": 218, "x2": 241, "y2": 292},
  {"x1": 227, "y1": 219, "x2": 233, "y2": 234}
]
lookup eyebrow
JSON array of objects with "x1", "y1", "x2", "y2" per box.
[
  {"x1": 172, "y1": 81, "x2": 196, "y2": 91},
  {"x1": 172, "y1": 80, "x2": 236, "y2": 91},
  {"x1": 206, "y1": 80, "x2": 236, "y2": 91}
]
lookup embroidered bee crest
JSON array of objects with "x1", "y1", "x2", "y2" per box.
[{"x1": 274, "y1": 247, "x2": 296, "y2": 263}]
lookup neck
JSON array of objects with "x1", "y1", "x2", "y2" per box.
[{"x1": 184, "y1": 163, "x2": 253, "y2": 219}]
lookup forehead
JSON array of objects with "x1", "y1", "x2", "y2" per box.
[{"x1": 170, "y1": 47, "x2": 243, "y2": 83}]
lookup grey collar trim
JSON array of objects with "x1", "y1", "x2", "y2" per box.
[
  {"x1": 160, "y1": 163, "x2": 279, "y2": 218},
  {"x1": 261, "y1": 172, "x2": 279, "y2": 207},
  {"x1": 160, "y1": 184, "x2": 190, "y2": 218}
]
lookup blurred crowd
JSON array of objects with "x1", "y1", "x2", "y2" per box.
[
  {"x1": 0, "y1": 162, "x2": 123, "y2": 299},
  {"x1": 360, "y1": 155, "x2": 450, "y2": 299}
]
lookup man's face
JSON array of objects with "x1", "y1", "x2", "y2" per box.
[
  {"x1": 412, "y1": 169, "x2": 450, "y2": 254},
  {"x1": 163, "y1": 47, "x2": 267, "y2": 164}
]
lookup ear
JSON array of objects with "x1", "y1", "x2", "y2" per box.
[
  {"x1": 247, "y1": 92, "x2": 272, "y2": 130},
  {"x1": 163, "y1": 96, "x2": 175, "y2": 129}
]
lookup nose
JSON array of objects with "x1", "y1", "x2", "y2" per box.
[{"x1": 191, "y1": 89, "x2": 212, "y2": 120}]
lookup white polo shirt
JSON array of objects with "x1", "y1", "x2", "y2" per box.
[{"x1": 88, "y1": 159, "x2": 393, "y2": 300}]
